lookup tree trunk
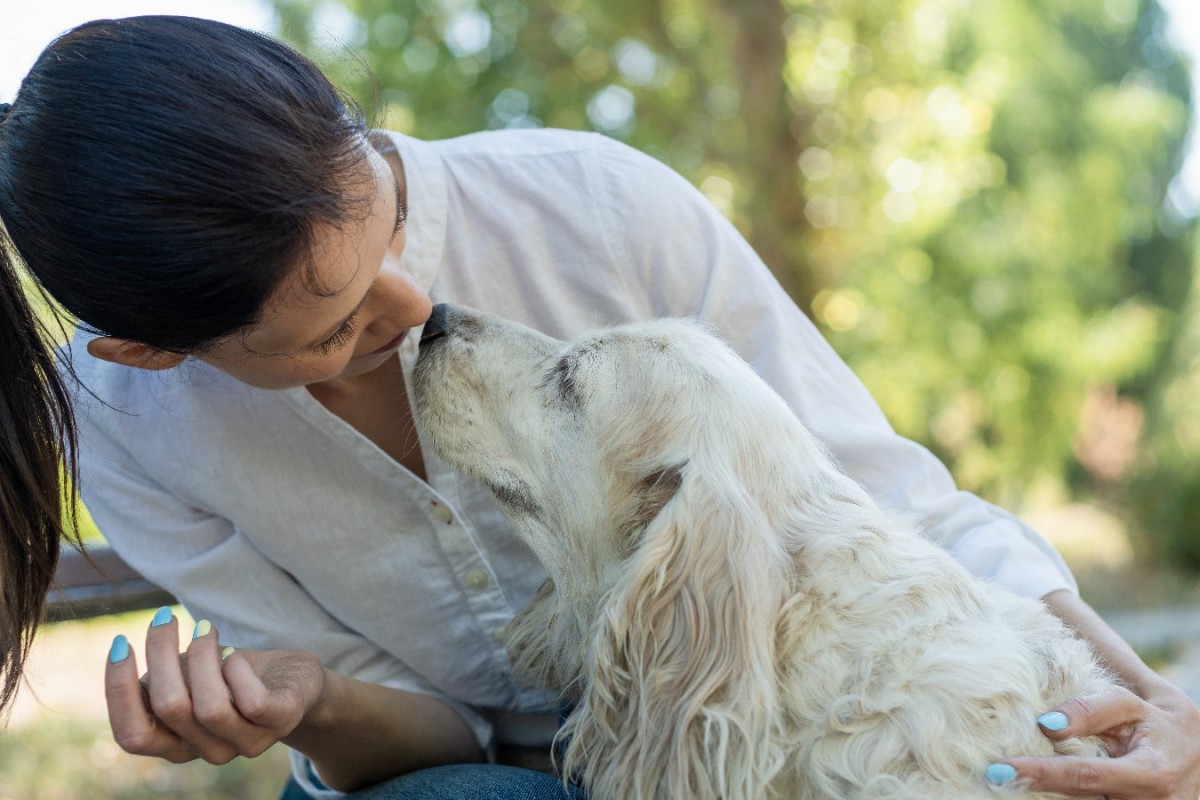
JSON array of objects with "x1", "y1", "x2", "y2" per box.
[{"x1": 719, "y1": 0, "x2": 815, "y2": 311}]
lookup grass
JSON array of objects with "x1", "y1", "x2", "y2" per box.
[
  {"x1": 0, "y1": 716, "x2": 289, "y2": 800},
  {"x1": 3, "y1": 611, "x2": 290, "y2": 800}
]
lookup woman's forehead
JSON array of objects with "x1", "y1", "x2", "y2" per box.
[{"x1": 238, "y1": 150, "x2": 395, "y2": 354}]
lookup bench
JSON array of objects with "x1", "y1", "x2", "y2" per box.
[{"x1": 47, "y1": 545, "x2": 175, "y2": 623}]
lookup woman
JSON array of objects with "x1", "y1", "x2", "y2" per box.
[{"x1": 0, "y1": 15, "x2": 1196, "y2": 800}]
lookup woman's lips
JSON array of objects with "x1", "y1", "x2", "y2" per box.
[{"x1": 365, "y1": 329, "x2": 408, "y2": 356}]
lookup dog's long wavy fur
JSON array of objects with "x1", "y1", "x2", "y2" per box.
[{"x1": 414, "y1": 306, "x2": 1111, "y2": 800}]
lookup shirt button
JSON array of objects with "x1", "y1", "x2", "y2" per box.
[
  {"x1": 430, "y1": 500, "x2": 454, "y2": 525},
  {"x1": 464, "y1": 568, "x2": 489, "y2": 590}
]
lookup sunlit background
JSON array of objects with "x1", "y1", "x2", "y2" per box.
[
  {"x1": 3, "y1": 1, "x2": 1200, "y2": 797},
  {"x1": 4, "y1": 0, "x2": 1199, "y2": 208}
]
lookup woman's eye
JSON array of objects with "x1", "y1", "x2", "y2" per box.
[{"x1": 311, "y1": 316, "x2": 359, "y2": 354}]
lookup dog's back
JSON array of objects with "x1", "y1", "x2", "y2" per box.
[{"x1": 772, "y1": 507, "x2": 1109, "y2": 799}]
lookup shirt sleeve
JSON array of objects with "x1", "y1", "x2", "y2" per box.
[
  {"x1": 591, "y1": 136, "x2": 1076, "y2": 599},
  {"x1": 73, "y1": 402, "x2": 495, "y2": 793}
]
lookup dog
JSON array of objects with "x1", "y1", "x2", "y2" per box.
[{"x1": 412, "y1": 303, "x2": 1110, "y2": 800}]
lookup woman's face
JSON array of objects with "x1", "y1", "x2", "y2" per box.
[{"x1": 196, "y1": 146, "x2": 432, "y2": 390}]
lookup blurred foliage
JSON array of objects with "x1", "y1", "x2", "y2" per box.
[
  {"x1": 1130, "y1": 243, "x2": 1200, "y2": 566},
  {"x1": 272, "y1": 0, "x2": 1198, "y2": 547}
]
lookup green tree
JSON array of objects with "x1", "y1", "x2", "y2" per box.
[
  {"x1": 786, "y1": 0, "x2": 1195, "y2": 510},
  {"x1": 271, "y1": 0, "x2": 1195, "y2": 532}
]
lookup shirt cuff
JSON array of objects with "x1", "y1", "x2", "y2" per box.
[
  {"x1": 944, "y1": 522, "x2": 1078, "y2": 599},
  {"x1": 287, "y1": 749, "x2": 342, "y2": 800}
]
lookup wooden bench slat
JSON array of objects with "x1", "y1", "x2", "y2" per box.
[
  {"x1": 54, "y1": 546, "x2": 145, "y2": 587},
  {"x1": 47, "y1": 546, "x2": 175, "y2": 623}
]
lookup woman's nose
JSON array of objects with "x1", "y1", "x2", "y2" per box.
[{"x1": 363, "y1": 255, "x2": 429, "y2": 332}]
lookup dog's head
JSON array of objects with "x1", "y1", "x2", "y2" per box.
[{"x1": 413, "y1": 303, "x2": 837, "y2": 593}]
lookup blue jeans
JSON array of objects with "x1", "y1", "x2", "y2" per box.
[{"x1": 279, "y1": 764, "x2": 587, "y2": 800}]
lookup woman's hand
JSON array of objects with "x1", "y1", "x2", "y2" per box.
[
  {"x1": 105, "y1": 606, "x2": 482, "y2": 791},
  {"x1": 105, "y1": 607, "x2": 327, "y2": 765},
  {"x1": 989, "y1": 676, "x2": 1200, "y2": 798},
  {"x1": 1006, "y1": 590, "x2": 1200, "y2": 798}
]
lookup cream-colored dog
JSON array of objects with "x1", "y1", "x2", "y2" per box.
[{"x1": 412, "y1": 303, "x2": 1109, "y2": 800}]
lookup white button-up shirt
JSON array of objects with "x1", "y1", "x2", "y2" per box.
[{"x1": 63, "y1": 128, "x2": 1075, "y2": 794}]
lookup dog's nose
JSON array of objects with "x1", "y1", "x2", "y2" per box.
[{"x1": 421, "y1": 303, "x2": 452, "y2": 345}]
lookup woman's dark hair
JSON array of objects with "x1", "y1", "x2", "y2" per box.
[{"x1": 0, "y1": 15, "x2": 371, "y2": 714}]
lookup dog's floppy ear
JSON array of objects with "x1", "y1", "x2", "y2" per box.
[{"x1": 563, "y1": 460, "x2": 791, "y2": 800}]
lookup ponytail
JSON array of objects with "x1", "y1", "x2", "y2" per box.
[{"x1": 0, "y1": 232, "x2": 79, "y2": 716}]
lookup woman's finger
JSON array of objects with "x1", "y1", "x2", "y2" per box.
[
  {"x1": 141, "y1": 609, "x2": 240, "y2": 764},
  {"x1": 141, "y1": 606, "x2": 188, "y2": 723},
  {"x1": 186, "y1": 621, "x2": 240, "y2": 729},
  {"x1": 186, "y1": 623, "x2": 279, "y2": 758},
  {"x1": 221, "y1": 649, "x2": 274, "y2": 725},
  {"x1": 104, "y1": 633, "x2": 193, "y2": 763},
  {"x1": 994, "y1": 749, "x2": 1170, "y2": 798},
  {"x1": 1036, "y1": 685, "x2": 1147, "y2": 742}
]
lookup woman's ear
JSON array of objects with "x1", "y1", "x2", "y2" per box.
[{"x1": 86, "y1": 337, "x2": 187, "y2": 371}]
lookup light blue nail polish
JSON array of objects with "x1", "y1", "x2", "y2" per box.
[
  {"x1": 150, "y1": 606, "x2": 173, "y2": 628},
  {"x1": 109, "y1": 634, "x2": 129, "y2": 664},
  {"x1": 985, "y1": 764, "x2": 1017, "y2": 785},
  {"x1": 1037, "y1": 711, "x2": 1069, "y2": 731}
]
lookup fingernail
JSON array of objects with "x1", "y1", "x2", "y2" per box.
[
  {"x1": 985, "y1": 763, "x2": 1017, "y2": 785},
  {"x1": 192, "y1": 619, "x2": 212, "y2": 640},
  {"x1": 109, "y1": 634, "x2": 130, "y2": 664},
  {"x1": 221, "y1": 646, "x2": 236, "y2": 661},
  {"x1": 1037, "y1": 710, "x2": 1069, "y2": 731},
  {"x1": 150, "y1": 606, "x2": 173, "y2": 628}
]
